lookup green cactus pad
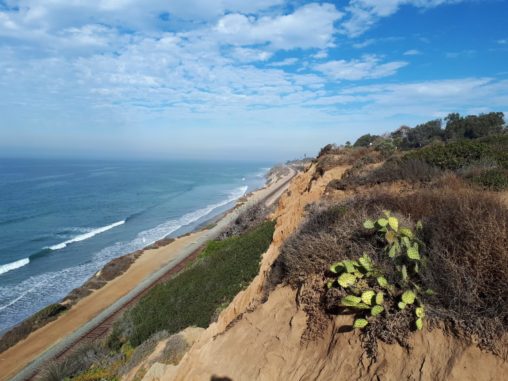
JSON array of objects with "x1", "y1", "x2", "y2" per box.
[
  {"x1": 401, "y1": 290, "x2": 416, "y2": 304},
  {"x1": 377, "y1": 218, "x2": 388, "y2": 227},
  {"x1": 399, "y1": 227, "x2": 413, "y2": 238},
  {"x1": 358, "y1": 254, "x2": 373, "y2": 272},
  {"x1": 388, "y1": 242, "x2": 400, "y2": 258},
  {"x1": 375, "y1": 291, "x2": 384, "y2": 305},
  {"x1": 416, "y1": 317, "x2": 423, "y2": 330},
  {"x1": 338, "y1": 273, "x2": 356, "y2": 288},
  {"x1": 401, "y1": 265, "x2": 408, "y2": 281},
  {"x1": 398, "y1": 301, "x2": 407, "y2": 310},
  {"x1": 371, "y1": 305, "x2": 384, "y2": 316},
  {"x1": 329, "y1": 261, "x2": 344, "y2": 274},
  {"x1": 326, "y1": 280, "x2": 334, "y2": 289},
  {"x1": 402, "y1": 236, "x2": 411, "y2": 248},
  {"x1": 407, "y1": 245, "x2": 420, "y2": 260},
  {"x1": 361, "y1": 290, "x2": 375, "y2": 305},
  {"x1": 363, "y1": 219, "x2": 375, "y2": 229},
  {"x1": 388, "y1": 216, "x2": 398, "y2": 231},
  {"x1": 415, "y1": 307, "x2": 425, "y2": 318},
  {"x1": 353, "y1": 318, "x2": 369, "y2": 329},
  {"x1": 342, "y1": 260, "x2": 357, "y2": 273},
  {"x1": 340, "y1": 295, "x2": 362, "y2": 306},
  {"x1": 376, "y1": 276, "x2": 388, "y2": 288}
]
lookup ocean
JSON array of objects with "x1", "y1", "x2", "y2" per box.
[{"x1": 0, "y1": 158, "x2": 271, "y2": 333}]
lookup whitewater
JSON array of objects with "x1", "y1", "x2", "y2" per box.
[{"x1": 0, "y1": 159, "x2": 269, "y2": 333}]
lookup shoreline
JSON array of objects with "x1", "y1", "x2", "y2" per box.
[
  {"x1": 0, "y1": 177, "x2": 263, "y2": 345},
  {"x1": 0, "y1": 165, "x2": 296, "y2": 381}
]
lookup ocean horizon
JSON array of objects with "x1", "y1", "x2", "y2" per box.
[{"x1": 0, "y1": 158, "x2": 272, "y2": 333}]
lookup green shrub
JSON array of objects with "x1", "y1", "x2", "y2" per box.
[
  {"x1": 354, "y1": 134, "x2": 379, "y2": 148},
  {"x1": 112, "y1": 221, "x2": 275, "y2": 347},
  {"x1": 405, "y1": 140, "x2": 493, "y2": 170},
  {"x1": 405, "y1": 134, "x2": 508, "y2": 170},
  {"x1": 0, "y1": 303, "x2": 68, "y2": 353},
  {"x1": 469, "y1": 168, "x2": 508, "y2": 190},
  {"x1": 329, "y1": 158, "x2": 442, "y2": 190}
]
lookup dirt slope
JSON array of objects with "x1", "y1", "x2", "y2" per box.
[{"x1": 145, "y1": 163, "x2": 507, "y2": 381}]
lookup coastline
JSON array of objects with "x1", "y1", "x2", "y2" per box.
[{"x1": 0, "y1": 165, "x2": 296, "y2": 381}]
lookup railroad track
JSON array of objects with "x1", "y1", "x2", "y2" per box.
[{"x1": 9, "y1": 166, "x2": 297, "y2": 381}]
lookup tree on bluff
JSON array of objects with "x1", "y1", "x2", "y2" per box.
[
  {"x1": 402, "y1": 119, "x2": 443, "y2": 148},
  {"x1": 354, "y1": 134, "x2": 380, "y2": 147},
  {"x1": 444, "y1": 112, "x2": 505, "y2": 140}
]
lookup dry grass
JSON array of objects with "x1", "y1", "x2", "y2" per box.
[{"x1": 270, "y1": 183, "x2": 508, "y2": 356}]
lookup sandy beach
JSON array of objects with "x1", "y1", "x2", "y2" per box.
[{"x1": 0, "y1": 166, "x2": 296, "y2": 381}]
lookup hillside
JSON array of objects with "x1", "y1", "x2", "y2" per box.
[{"x1": 35, "y1": 113, "x2": 508, "y2": 381}]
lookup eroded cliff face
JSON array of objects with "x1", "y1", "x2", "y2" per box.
[{"x1": 143, "y1": 163, "x2": 508, "y2": 381}]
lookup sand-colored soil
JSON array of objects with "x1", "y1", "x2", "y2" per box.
[
  {"x1": 153, "y1": 163, "x2": 508, "y2": 381},
  {"x1": 0, "y1": 167, "x2": 296, "y2": 381}
]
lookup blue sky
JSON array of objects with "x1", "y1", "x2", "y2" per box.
[{"x1": 0, "y1": 0, "x2": 507, "y2": 160}]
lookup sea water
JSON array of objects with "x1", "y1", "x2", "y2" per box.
[{"x1": 0, "y1": 158, "x2": 272, "y2": 333}]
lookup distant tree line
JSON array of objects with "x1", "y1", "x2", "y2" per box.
[{"x1": 352, "y1": 112, "x2": 506, "y2": 150}]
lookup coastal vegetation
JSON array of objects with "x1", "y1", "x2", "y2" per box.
[
  {"x1": 0, "y1": 303, "x2": 68, "y2": 353},
  {"x1": 38, "y1": 219, "x2": 275, "y2": 381},
  {"x1": 270, "y1": 111, "x2": 507, "y2": 358},
  {"x1": 35, "y1": 111, "x2": 507, "y2": 379},
  {"x1": 113, "y1": 219, "x2": 275, "y2": 347}
]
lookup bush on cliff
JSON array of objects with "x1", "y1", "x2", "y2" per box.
[
  {"x1": 271, "y1": 186, "x2": 508, "y2": 357},
  {"x1": 109, "y1": 220, "x2": 275, "y2": 348}
]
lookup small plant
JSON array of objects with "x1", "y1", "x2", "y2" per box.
[
  {"x1": 328, "y1": 253, "x2": 391, "y2": 329},
  {"x1": 327, "y1": 212, "x2": 429, "y2": 331}
]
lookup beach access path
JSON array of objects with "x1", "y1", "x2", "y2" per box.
[{"x1": 2, "y1": 166, "x2": 297, "y2": 381}]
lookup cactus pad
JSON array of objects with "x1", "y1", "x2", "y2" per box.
[
  {"x1": 338, "y1": 273, "x2": 356, "y2": 288},
  {"x1": 361, "y1": 290, "x2": 375, "y2": 305},
  {"x1": 401, "y1": 290, "x2": 416, "y2": 304},
  {"x1": 371, "y1": 305, "x2": 384, "y2": 316},
  {"x1": 388, "y1": 216, "x2": 399, "y2": 231},
  {"x1": 353, "y1": 318, "x2": 369, "y2": 329}
]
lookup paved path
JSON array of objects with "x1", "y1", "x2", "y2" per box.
[{"x1": 5, "y1": 166, "x2": 296, "y2": 381}]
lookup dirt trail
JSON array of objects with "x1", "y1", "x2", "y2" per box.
[{"x1": 1, "y1": 166, "x2": 296, "y2": 381}]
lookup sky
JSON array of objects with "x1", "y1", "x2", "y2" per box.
[{"x1": 0, "y1": 0, "x2": 507, "y2": 161}]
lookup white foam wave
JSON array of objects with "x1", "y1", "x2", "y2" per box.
[
  {"x1": 129, "y1": 185, "x2": 248, "y2": 248},
  {"x1": 0, "y1": 258, "x2": 30, "y2": 276},
  {"x1": 0, "y1": 186, "x2": 248, "y2": 332},
  {"x1": 47, "y1": 220, "x2": 125, "y2": 251}
]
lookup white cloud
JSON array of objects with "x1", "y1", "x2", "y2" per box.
[
  {"x1": 313, "y1": 50, "x2": 329, "y2": 59},
  {"x1": 2, "y1": 0, "x2": 285, "y2": 31},
  {"x1": 315, "y1": 55, "x2": 408, "y2": 80},
  {"x1": 214, "y1": 3, "x2": 343, "y2": 50},
  {"x1": 497, "y1": 39, "x2": 507, "y2": 45},
  {"x1": 342, "y1": 0, "x2": 464, "y2": 36},
  {"x1": 229, "y1": 47, "x2": 273, "y2": 62},
  {"x1": 269, "y1": 57, "x2": 298, "y2": 67},
  {"x1": 403, "y1": 49, "x2": 422, "y2": 55},
  {"x1": 353, "y1": 39, "x2": 376, "y2": 48}
]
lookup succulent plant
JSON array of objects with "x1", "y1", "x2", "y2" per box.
[
  {"x1": 328, "y1": 212, "x2": 429, "y2": 332},
  {"x1": 338, "y1": 273, "x2": 357, "y2": 288},
  {"x1": 361, "y1": 290, "x2": 376, "y2": 305},
  {"x1": 371, "y1": 305, "x2": 384, "y2": 316},
  {"x1": 401, "y1": 290, "x2": 416, "y2": 305},
  {"x1": 353, "y1": 319, "x2": 369, "y2": 328}
]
